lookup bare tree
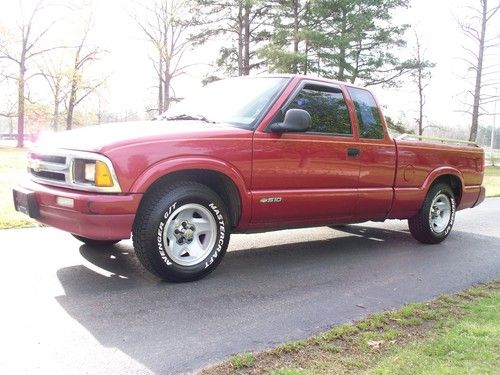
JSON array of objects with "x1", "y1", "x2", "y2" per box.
[
  {"x1": 459, "y1": 0, "x2": 500, "y2": 142},
  {"x1": 409, "y1": 31, "x2": 435, "y2": 136},
  {"x1": 0, "y1": 0, "x2": 60, "y2": 147},
  {"x1": 134, "y1": 0, "x2": 197, "y2": 114},
  {"x1": 39, "y1": 55, "x2": 68, "y2": 131},
  {"x1": 65, "y1": 22, "x2": 106, "y2": 130}
]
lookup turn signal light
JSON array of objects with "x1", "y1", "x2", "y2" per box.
[{"x1": 95, "y1": 161, "x2": 114, "y2": 187}]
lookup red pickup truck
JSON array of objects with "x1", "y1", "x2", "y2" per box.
[{"x1": 13, "y1": 75, "x2": 486, "y2": 282}]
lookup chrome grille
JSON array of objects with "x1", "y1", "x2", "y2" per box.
[{"x1": 28, "y1": 151, "x2": 71, "y2": 185}]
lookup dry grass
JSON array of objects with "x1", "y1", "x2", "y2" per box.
[
  {"x1": 484, "y1": 166, "x2": 500, "y2": 197},
  {"x1": 0, "y1": 147, "x2": 35, "y2": 229}
]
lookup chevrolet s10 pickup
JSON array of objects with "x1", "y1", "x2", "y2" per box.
[{"x1": 13, "y1": 75, "x2": 486, "y2": 281}]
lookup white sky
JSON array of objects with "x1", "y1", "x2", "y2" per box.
[{"x1": 1, "y1": 0, "x2": 499, "y2": 131}]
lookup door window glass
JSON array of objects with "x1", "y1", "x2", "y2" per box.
[{"x1": 277, "y1": 85, "x2": 352, "y2": 136}]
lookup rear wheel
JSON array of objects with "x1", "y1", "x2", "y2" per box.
[
  {"x1": 72, "y1": 234, "x2": 120, "y2": 247},
  {"x1": 132, "y1": 181, "x2": 230, "y2": 282},
  {"x1": 408, "y1": 182, "x2": 456, "y2": 244}
]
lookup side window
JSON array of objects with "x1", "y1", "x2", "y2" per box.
[
  {"x1": 347, "y1": 87, "x2": 385, "y2": 139},
  {"x1": 276, "y1": 84, "x2": 352, "y2": 136}
]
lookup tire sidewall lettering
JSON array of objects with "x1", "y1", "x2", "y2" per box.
[
  {"x1": 431, "y1": 189, "x2": 456, "y2": 237},
  {"x1": 204, "y1": 202, "x2": 226, "y2": 269},
  {"x1": 157, "y1": 201, "x2": 177, "y2": 266}
]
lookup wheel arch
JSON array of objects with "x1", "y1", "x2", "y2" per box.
[
  {"x1": 423, "y1": 168, "x2": 464, "y2": 205},
  {"x1": 131, "y1": 158, "x2": 249, "y2": 227}
]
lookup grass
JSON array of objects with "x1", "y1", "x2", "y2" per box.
[
  {"x1": 0, "y1": 147, "x2": 35, "y2": 229},
  {"x1": 229, "y1": 353, "x2": 256, "y2": 370},
  {"x1": 200, "y1": 280, "x2": 500, "y2": 375},
  {"x1": 368, "y1": 292, "x2": 500, "y2": 374},
  {"x1": 484, "y1": 166, "x2": 500, "y2": 197}
]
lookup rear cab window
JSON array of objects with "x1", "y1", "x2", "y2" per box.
[{"x1": 347, "y1": 87, "x2": 385, "y2": 139}]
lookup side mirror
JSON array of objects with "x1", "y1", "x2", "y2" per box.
[{"x1": 270, "y1": 109, "x2": 311, "y2": 133}]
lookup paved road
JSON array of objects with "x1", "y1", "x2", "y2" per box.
[{"x1": 1, "y1": 199, "x2": 499, "y2": 374}]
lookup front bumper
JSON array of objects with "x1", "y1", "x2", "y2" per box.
[{"x1": 13, "y1": 180, "x2": 142, "y2": 240}]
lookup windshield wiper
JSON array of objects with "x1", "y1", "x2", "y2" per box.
[{"x1": 160, "y1": 113, "x2": 215, "y2": 123}]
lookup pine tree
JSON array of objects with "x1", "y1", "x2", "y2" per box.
[
  {"x1": 261, "y1": 0, "x2": 411, "y2": 86},
  {"x1": 194, "y1": 0, "x2": 270, "y2": 77},
  {"x1": 312, "y1": 0, "x2": 411, "y2": 85}
]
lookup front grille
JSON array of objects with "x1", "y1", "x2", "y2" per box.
[
  {"x1": 30, "y1": 153, "x2": 67, "y2": 164},
  {"x1": 40, "y1": 155, "x2": 66, "y2": 164},
  {"x1": 28, "y1": 151, "x2": 70, "y2": 186},
  {"x1": 30, "y1": 169, "x2": 66, "y2": 181}
]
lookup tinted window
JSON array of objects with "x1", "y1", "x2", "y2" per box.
[
  {"x1": 277, "y1": 85, "x2": 352, "y2": 136},
  {"x1": 347, "y1": 87, "x2": 385, "y2": 139}
]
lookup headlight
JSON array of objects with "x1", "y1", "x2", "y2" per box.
[
  {"x1": 85, "y1": 162, "x2": 96, "y2": 182},
  {"x1": 71, "y1": 154, "x2": 121, "y2": 191}
]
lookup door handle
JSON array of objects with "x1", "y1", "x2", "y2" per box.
[{"x1": 347, "y1": 148, "x2": 360, "y2": 158}]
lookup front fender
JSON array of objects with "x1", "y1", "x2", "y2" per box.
[{"x1": 129, "y1": 156, "x2": 252, "y2": 223}]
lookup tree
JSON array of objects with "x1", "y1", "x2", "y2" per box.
[
  {"x1": 0, "y1": 0, "x2": 60, "y2": 147},
  {"x1": 259, "y1": 0, "x2": 317, "y2": 74},
  {"x1": 408, "y1": 31, "x2": 435, "y2": 136},
  {"x1": 65, "y1": 22, "x2": 106, "y2": 130},
  {"x1": 261, "y1": 0, "x2": 412, "y2": 85},
  {"x1": 194, "y1": 0, "x2": 271, "y2": 76},
  {"x1": 39, "y1": 55, "x2": 69, "y2": 131},
  {"x1": 385, "y1": 115, "x2": 414, "y2": 135},
  {"x1": 134, "y1": 0, "x2": 198, "y2": 114},
  {"x1": 458, "y1": 0, "x2": 500, "y2": 142},
  {"x1": 312, "y1": 0, "x2": 411, "y2": 85}
]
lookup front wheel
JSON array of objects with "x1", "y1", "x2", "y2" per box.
[
  {"x1": 132, "y1": 182, "x2": 230, "y2": 282},
  {"x1": 408, "y1": 183, "x2": 456, "y2": 244}
]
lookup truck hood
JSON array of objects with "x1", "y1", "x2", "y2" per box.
[{"x1": 34, "y1": 120, "x2": 251, "y2": 152}]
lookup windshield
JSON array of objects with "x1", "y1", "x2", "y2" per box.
[{"x1": 160, "y1": 77, "x2": 289, "y2": 128}]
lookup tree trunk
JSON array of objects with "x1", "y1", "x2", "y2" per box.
[
  {"x1": 418, "y1": 70, "x2": 424, "y2": 136},
  {"x1": 470, "y1": 0, "x2": 488, "y2": 142},
  {"x1": 237, "y1": 4, "x2": 244, "y2": 76},
  {"x1": 292, "y1": 0, "x2": 299, "y2": 74},
  {"x1": 243, "y1": 3, "x2": 251, "y2": 75},
  {"x1": 338, "y1": 8, "x2": 347, "y2": 81},
  {"x1": 17, "y1": 62, "x2": 25, "y2": 148},
  {"x1": 66, "y1": 83, "x2": 77, "y2": 130},
  {"x1": 158, "y1": 54, "x2": 164, "y2": 114},
  {"x1": 52, "y1": 85, "x2": 60, "y2": 131},
  {"x1": 164, "y1": 71, "x2": 171, "y2": 111},
  {"x1": 52, "y1": 101, "x2": 60, "y2": 131}
]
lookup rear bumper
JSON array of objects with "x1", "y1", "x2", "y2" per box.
[
  {"x1": 473, "y1": 186, "x2": 486, "y2": 208},
  {"x1": 13, "y1": 180, "x2": 142, "y2": 240},
  {"x1": 457, "y1": 185, "x2": 486, "y2": 210}
]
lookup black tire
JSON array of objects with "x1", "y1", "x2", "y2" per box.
[
  {"x1": 408, "y1": 182, "x2": 456, "y2": 244},
  {"x1": 72, "y1": 234, "x2": 121, "y2": 247},
  {"x1": 132, "y1": 181, "x2": 231, "y2": 282}
]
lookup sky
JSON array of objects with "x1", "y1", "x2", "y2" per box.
[{"x1": 0, "y1": 0, "x2": 499, "y2": 133}]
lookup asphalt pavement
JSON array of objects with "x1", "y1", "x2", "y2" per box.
[{"x1": 1, "y1": 198, "x2": 499, "y2": 374}]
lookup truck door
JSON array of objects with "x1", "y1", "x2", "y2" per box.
[
  {"x1": 346, "y1": 86, "x2": 397, "y2": 221},
  {"x1": 251, "y1": 81, "x2": 360, "y2": 225}
]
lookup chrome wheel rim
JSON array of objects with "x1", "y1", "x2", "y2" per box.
[
  {"x1": 163, "y1": 203, "x2": 217, "y2": 266},
  {"x1": 429, "y1": 193, "x2": 452, "y2": 233}
]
